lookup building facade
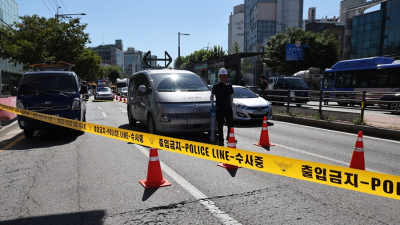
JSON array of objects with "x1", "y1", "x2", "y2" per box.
[
  {"x1": 124, "y1": 47, "x2": 143, "y2": 76},
  {"x1": 0, "y1": 0, "x2": 23, "y2": 94},
  {"x1": 90, "y1": 39, "x2": 124, "y2": 70},
  {"x1": 228, "y1": 4, "x2": 245, "y2": 53},
  {"x1": 243, "y1": 0, "x2": 303, "y2": 84},
  {"x1": 350, "y1": 0, "x2": 400, "y2": 59}
]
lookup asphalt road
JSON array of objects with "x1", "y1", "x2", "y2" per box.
[{"x1": 1, "y1": 97, "x2": 400, "y2": 224}]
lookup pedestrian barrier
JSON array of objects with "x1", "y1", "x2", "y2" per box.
[
  {"x1": 254, "y1": 116, "x2": 275, "y2": 147},
  {"x1": 1, "y1": 103, "x2": 400, "y2": 200},
  {"x1": 139, "y1": 147, "x2": 171, "y2": 189},
  {"x1": 218, "y1": 127, "x2": 241, "y2": 170},
  {"x1": 349, "y1": 131, "x2": 366, "y2": 170}
]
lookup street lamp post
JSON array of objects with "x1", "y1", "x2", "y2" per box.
[
  {"x1": 56, "y1": 12, "x2": 86, "y2": 19},
  {"x1": 178, "y1": 32, "x2": 190, "y2": 69}
]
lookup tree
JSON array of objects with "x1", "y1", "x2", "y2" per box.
[
  {"x1": 0, "y1": 15, "x2": 90, "y2": 70},
  {"x1": 229, "y1": 41, "x2": 241, "y2": 54},
  {"x1": 174, "y1": 46, "x2": 227, "y2": 69},
  {"x1": 262, "y1": 27, "x2": 340, "y2": 75},
  {"x1": 75, "y1": 48, "x2": 103, "y2": 81},
  {"x1": 104, "y1": 65, "x2": 122, "y2": 84}
]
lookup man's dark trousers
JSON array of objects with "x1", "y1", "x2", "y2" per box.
[{"x1": 216, "y1": 108, "x2": 234, "y2": 142}]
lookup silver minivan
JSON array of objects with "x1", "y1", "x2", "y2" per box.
[{"x1": 127, "y1": 69, "x2": 211, "y2": 134}]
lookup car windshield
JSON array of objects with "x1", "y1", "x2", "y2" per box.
[
  {"x1": 117, "y1": 83, "x2": 127, "y2": 88},
  {"x1": 97, "y1": 87, "x2": 110, "y2": 92},
  {"x1": 233, "y1": 87, "x2": 258, "y2": 98},
  {"x1": 287, "y1": 79, "x2": 308, "y2": 88},
  {"x1": 151, "y1": 73, "x2": 210, "y2": 92},
  {"x1": 122, "y1": 87, "x2": 128, "y2": 91},
  {"x1": 19, "y1": 73, "x2": 77, "y2": 93}
]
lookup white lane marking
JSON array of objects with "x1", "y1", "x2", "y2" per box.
[
  {"x1": 272, "y1": 120, "x2": 400, "y2": 144},
  {"x1": 274, "y1": 143, "x2": 381, "y2": 173},
  {"x1": 135, "y1": 144, "x2": 241, "y2": 225},
  {"x1": 119, "y1": 107, "x2": 127, "y2": 113},
  {"x1": 101, "y1": 112, "x2": 107, "y2": 118},
  {"x1": 98, "y1": 107, "x2": 102, "y2": 110}
]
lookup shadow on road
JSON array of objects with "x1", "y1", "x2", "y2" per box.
[
  {"x1": 0, "y1": 210, "x2": 106, "y2": 225},
  {"x1": 5, "y1": 128, "x2": 79, "y2": 150}
]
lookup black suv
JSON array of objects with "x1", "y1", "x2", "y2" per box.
[
  {"x1": 266, "y1": 77, "x2": 309, "y2": 107},
  {"x1": 11, "y1": 64, "x2": 88, "y2": 138}
]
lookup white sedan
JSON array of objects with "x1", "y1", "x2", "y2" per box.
[{"x1": 232, "y1": 85, "x2": 273, "y2": 121}]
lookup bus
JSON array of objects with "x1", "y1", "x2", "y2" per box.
[{"x1": 322, "y1": 57, "x2": 400, "y2": 106}]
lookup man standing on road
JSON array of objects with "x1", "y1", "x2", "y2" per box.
[
  {"x1": 259, "y1": 75, "x2": 269, "y2": 96},
  {"x1": 210, "y1": 68, "x2": 234, "y2": 146}
]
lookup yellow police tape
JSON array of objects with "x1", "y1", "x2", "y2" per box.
[
  {"x1": 89, "y1": 99, "x2": 125, "y2": 102},
  {"x1": 1, "y1": 103, "x2": 400, "y2": 200}
]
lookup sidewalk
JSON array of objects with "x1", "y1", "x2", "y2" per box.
[{"x1": 364, "y1": 115, "x2": 400, "y2": 130}]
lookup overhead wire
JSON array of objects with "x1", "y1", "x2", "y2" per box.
[
  {"x1": 41, "y1": 0, "x2": 53, "y2": 16},
  {"x1": 61, "y1": 0, "x2": 69, "y2": 14},
  {"x1": 47, "y1": 0, "x2": 56, "y2": 14}
]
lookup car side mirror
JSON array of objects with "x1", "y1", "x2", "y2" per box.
[
  {"x1": 10, "y1": 86, "x2": 18, "y2": 96},
  {"x1": 138, "y1": 85, "x2": 147, "y2": 93},
  {"x1": 80, "y1": 85, "x2": 88, "y2": 94}
]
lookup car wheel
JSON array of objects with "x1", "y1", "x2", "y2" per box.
[
  {"x1": 296, "y1": 104, "x2": 302, "y2": 107},
  {"x1": 390, "y1": 103, "x2": 400, "y2": 114},
  {"x1": 337, "y1": 96, "x2": 348, "y2": 106},
  {"x1": 147, "y1": 115, "x2": 157, "y2": 134},
  {"x1": 128, "y1": 108, "x2": 136, "y2": 126},
  {"x1": 24, "y1": 129, "x2": 34, "y2": 138}
]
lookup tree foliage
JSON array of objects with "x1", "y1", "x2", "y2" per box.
[
  {"x1": 0, "y1": 15, "x2": 90, "y2": 71},
  {"x1": 263, "y1": 27, "x2": 340, "y2": 75},
  {"x1": 75, "y1": 48, "x2": 103, "y2": 81},
  {"x1": 104, "y1": 65, "x2": 123, "y2": 84},
  {"x1": 174, "y1": 45, "x2": 227, "y2": 69}
]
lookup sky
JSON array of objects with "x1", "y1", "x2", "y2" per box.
[{"x1": 14, "y1": 0, "x2": 380, "y2": 62}]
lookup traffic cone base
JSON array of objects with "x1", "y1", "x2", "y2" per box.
[
  {"x1": 218, "y1": 127, "x2": 241, "y2": 170},
  {"x1": 218, "y1": 163, "x2": 241, "y2": 169},
  {"x1": 140, "y1": 148, "x2": 171, "y2": 189},
  {"x1": 254, "y1": 116, "x2": 275, "y2": 147},
  {"x1": 349, "y1": 131, "x2": 365, "y2": 170},
  {"x1": 139, "y1": 178, "x2": 171, "y2": 189}
]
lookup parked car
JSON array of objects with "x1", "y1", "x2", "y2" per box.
[
  {"x1": 120, "y1": 87, "x2": 128, "y2": 97},
  {"x1": 94, "y1": 87, "x2": 113, "y2": 101},
  {"x1": 265, "y1": 77, "x2": 309, "y2": 107},
  {"x1": 127, "y1": 69, "x2": 211, "y2": 134},
  {"x1": 232, "y1": 85, "x2": 273, "y2": 121},
  {"x1": 378, "y1": 88, "x2": 400, "y2": 114},
  {"x1": 10, "y1": 63, "x2": 87, "y2": 138}
]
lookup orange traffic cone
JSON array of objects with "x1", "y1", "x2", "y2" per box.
[
  {"x1": 139, "y1": 148, "x2": 171, "y2": 189},
  {"x1": 349, "y1": 131, "x2": 365, "y2": 170},
  {"x1": 119, "y1": 96, "x2": 122, "y2": 101},
  {"x1": 124, "y1": 97, "x2": 127, "y2": 102},
  {"x1": 218, "y1": 127, "x2": 241, "y2": 169},
  {"x1": 254, "y1": 116, "x2": 275, "y2": 147},
  {"x1": 113, "y1": 94, "x2": 116, "y2": 100}
]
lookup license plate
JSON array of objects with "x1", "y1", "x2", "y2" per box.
[
  {"x1": 188, "y1": 119, "x2": 209, "y2": 125},
  {"x1": 253, "y1": 111, "x2": 266, "y2": 115}
]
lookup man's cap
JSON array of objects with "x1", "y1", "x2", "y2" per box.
[
  {"x1": 260, "y1": 75, "x2": 265, "y2": 79},
  {"x1": 218, "y1": 68, "x2": 228, "y2": 75}
]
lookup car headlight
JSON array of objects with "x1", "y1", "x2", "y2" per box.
[
  {"x1": 233, "y1": 102, "x2": 246, "y2": 108},
  {"x1": 290, "y1": 91, "x2": 296, "y2": 97},
  {"x1": 160, "y1": 113, "x2": 170, "y2": 122},
  {"x1": 71, "y1": 98, "x2": 80, "y2": 110},
  {"x1": 16, "y1": 100, "x2": 25, "y2": 109},
  {"x1": 266, "y1": 101, "x2": 272, "y2": 107}
]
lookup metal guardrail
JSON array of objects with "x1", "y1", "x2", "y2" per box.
[{"x1": 261, "y1": 89, "x2": 400, "y2": 123}]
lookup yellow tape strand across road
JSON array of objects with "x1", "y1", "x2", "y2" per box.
[{"x1": 1, "y1": 103, "x2": 400, "y2": 200}]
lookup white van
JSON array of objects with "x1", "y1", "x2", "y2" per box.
[{"x1": 127, "y1": 69, "x2": 212, "y2": 134}]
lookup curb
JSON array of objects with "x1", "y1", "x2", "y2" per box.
[
  {"x1": 273, "y1": 115, "x2": 400, "y2": 142},
  {"x1": 0, "y1": 120, "x2": 20, "y2": 138}
]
